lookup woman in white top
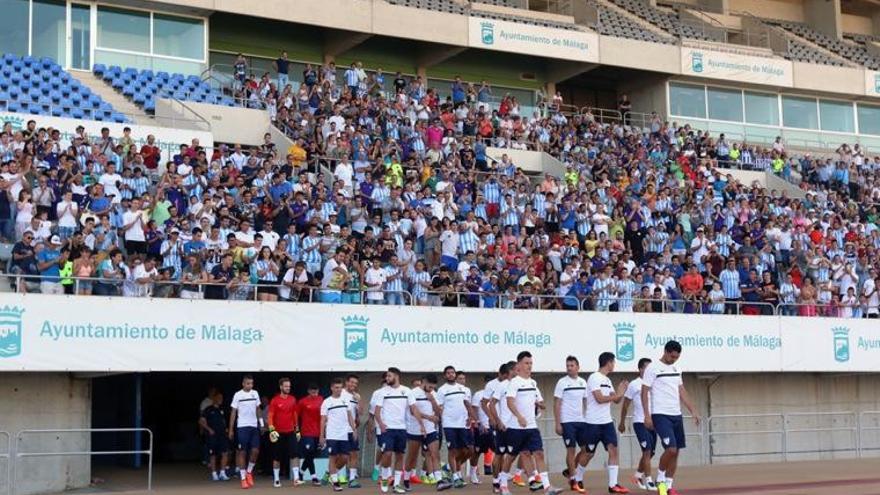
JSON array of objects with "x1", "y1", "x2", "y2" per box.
[{"x1": 15, "y1": 190, "x2": 34, "y2": 239}]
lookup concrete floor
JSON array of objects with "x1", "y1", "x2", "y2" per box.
[{"x1": 57, "y1": 458, "x2": 880, "y2": 495}]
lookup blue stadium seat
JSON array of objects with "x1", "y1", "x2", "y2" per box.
[
  {"x1": 51, "y1": 106, "x2": 63, "y2": 117},
  {"x1": 11, "y1": 60, "x2": 22, "y2": 72},
  {"x1": 7, "y1": 101, "x2": 20, "y2": 112},
  {"x1": 70, "y1": 107, "x2": 84, "y2": 119},
  {"x1": 21, "y1": 56, "x2": 35, "y2": 67},
  {"x1": 93, "y1": 64, "x2": 106, "y2": 76},
  {"x1": 144, "y1": 98, "x2": 155, "y2": 112},
  {"x1": 49, "y1": 90, "x2": 61, "y2": 103},
  {"x1": 111, "y1": 113, "x2": 126, "y2": 123}
]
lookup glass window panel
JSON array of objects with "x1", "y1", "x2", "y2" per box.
[
  {"x1": 153, "y1": 14, "x2": 204, "y2": 60},
  {"x1": 32, "y1": 0, "x2": 67, "y2": 66},
  {"x1": 669, "y1": 83, "x2": 706, "y2": 118},
  {"x1": 71, "y1": 4, "x2": 91, "y2": 70},
  {"x1": 782, "y1": 96, "x2": 818, "y2": 130},
  {"x1": 0, "y1": 0, "x2": 29, "y2": 56},
  {"x1": 744, "y1": 92, "x2": 779, "y2": 126},
  {"x1": 819, "y1": 100, "x2": 854, "y2": 133},
  {"x1": 857, "y1": 104, "x2": 880, "y2": 136},
  {"x1": 707, "y1": 87, "x2": 743, "y2": 122},
  {"x1": 97, "y1": 6, "x2": 150, "y2": 53}
]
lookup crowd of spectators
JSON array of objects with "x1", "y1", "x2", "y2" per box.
[{"x1": 2, "y1": 54, "x2": 880, "y2": 319}]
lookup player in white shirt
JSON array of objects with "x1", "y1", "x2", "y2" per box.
[
  {"x1": 501, "y1": 351, "x2": 563, "y2": 495},
  {"x1": 641, "y1": 341, "x2": 701, "y2": 495},
  {"x1": 437, "y1": 366, "x2": 477, "y2": 489},
  {"x1": 471, "y1": 375, "x2": 495, "y2": 486},
  {"x1": 553, "y1": 356, "x2": 589, "y2": 493},
  {"x1": 341, "y1": 374, "x2": 363, "y2": 488},
  {"x1": 619, "y1": 358, "x2": 657, "y2": 491},
  {"x1": 321, "y1": 377, "x2": 358, "y2": 492},
  {"x1": 228, "y1": 375, "x2": 262, "y2": 489},
  {"x1": 373, "y1": 367, "x2": 412, "y2": 494},
  {"x1": 405, "y1": 374, "x2": 441, "y2": 487},
  {"x1": 366, "y1": 372, "x2": 389, "y2": 483},
  {"x1": 483, "y1": 362, "x2": 514, "y2": 493},
  {"x1": 581, "y1": 353, "x2": 630, "y2": 494}
]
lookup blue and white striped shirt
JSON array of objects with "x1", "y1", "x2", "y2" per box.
[
  {"x1": 459, "y1": 230, "x2": 479, "y2": 255},
  {"x1": 283, "y1": 233, "x2": 301, "y2": 261},
  {"x1": 384, "y1": 265, "x2": 404, "y2": 292},
  {"x1": 161, "y1": 239, "x2": 183, "y2": 279},
  {"x1": 255, "y1": 259, "x2": 278, "y2": 282},
  {"x1": 719, "y1": 269, "x2": 741, "y2": 299},
  {"x1": 301, "y1": 235, "x2": 322, "y2": 264},
  {"x1": 483, "y1": 182, "x2": 501, "y2": 204},
  {"x1": 410, "y1": 270, "x2": 431, "y2": 299},
  {"x1": 501, "y1": 202, "x2": 519, "y2": 226},
  {"x1": 592, "y1": 276, "x2": 616, "y2": 310},
  {"x1": 616, "y1": 279, "x2": 637, "y2": 312}
]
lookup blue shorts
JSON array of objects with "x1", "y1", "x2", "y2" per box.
[
  {"x1": 441, "y1": 255, "x2": 459, "y2": 271},
  {"x1": 584, "y1": 423, "x2": 618, "y2": 453},
  {"x1": 633, "y1": 423, "x2": 657, "y2": 455},
  {"x1": 493, "y1": 428, "x2": 508, "y2": 454},
  {"x1": 347, "y1": 432, "x2": 360, "y2": 451},
  {"x1": 207, "y1": 433, "x2": 229, "y2": 455},
  {"x1": 652, "y1": 414, "x2": 686, "y2": 450},
  {"x1": 300, "y1": 436, "x2": 319, "y2": 456},
  {"x1": 236, "y1": 426, "x2": 260, "y2": 451},
  {"x1": 443, "y1": 427, "x2": 474, "y2": 450},
  {"x1": 326, "y1": 439, "x2": 350, "y2": 456},
  {"x1": 475, "y1": 430, "x2": 494, "y2": 453},
  {"x1": 406, "y1": 431, "x2": 439, "y2": 451},
  {"x1": 561, "y1": 422, "x2": 589, "y2": 448},
  {"x1": 378, "y1": 429, "x2": 407, "y2": 454},
  {"x1": 505, "y1": 428, "x2": 543, "y2": 456}
]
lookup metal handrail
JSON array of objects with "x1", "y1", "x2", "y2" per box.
[
  {"x1": 0, "y1": 431, "x2": 9, "y2": 495},
  {"x1": 12, "y1": 428, "x2": 153, "y2": 494}
]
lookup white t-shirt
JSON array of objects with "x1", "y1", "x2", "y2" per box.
[
  {"x1": 406, "y1": 387, "x2": 438, "y2": 435},
  {"x1": 437, "y1": 382, "x2": 472, "y2": 428},
  {"x1": 369, "y1": 388, "x2": 385, "y2": 434},
  {"x1": 320, "y1": 395, "x2": 351, "y2": 441},
  {"x1": 553, "y1": 375, "x2": 587, "y2": 424},
  {"x1": 122, "y1": 210, "x2": 145, "y2": 241},
  {"x1": 624, "y1": 377, "x2": 648, "y2": 424},
  {"x1": 585, "y1": 372, "x2": 614, "y2": 425},
  {"x1": 472, "y1": 389, "x2": 490, "y2": 429},
  {"x1": 231, "y1": 389, "x2": 261, "y2": 428},
  {"x1": 99, "y1": 173, "x2": 123, "y2": 199},
  {"x1": 864, "y1": 278, "x2": 879, "y2": 315},
  {"x1": 493, "y1": 379, "x2": 512, "y2": 428},
  {"x1": 505, "y1": 375, "x2": 542, "y2": 430},
  {"x1": 375, "y1": 385, "x2": 411, "y2": 430},
  {"x1": 642, "y1": 361, "x2": 682, "y2": 416},
  {"x1": 364, "y1": 267, "x2": 387, "y2": 300},
  {"x1": 340, "y1": 389, "x2": 359, "y2": 433},
  {"x1": 56, "y1": 201, "x2": 78, "y2": 228}
]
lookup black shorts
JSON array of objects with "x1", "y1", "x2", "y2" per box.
[
  {"x1": 348, "y1": 432, "x2": 360, "y2": 451},
  {"x1": 257, "y1": 281, "x2": 278, "y2": 295},
  {"x1": 584, "y1": 423, "x2": 618, "y2": 453},
  {"x1": 561, "y1": 422, "x2": 589, "y2": 448},
  {"x1": 505, "y1": 428, "x2": 542, "y2": 456},
  {"x1": 206, "y1": 433, "x2": 230, "y2": 455},
  {"x1": 474, "y1": 429, "x2": 494, "y2": 453},
  {"x1": 272, "y1": 432, "x2": 299, "y2": 461},
  {"x1": 125, "y1": 240, "x2": 146, "y2": 255}
]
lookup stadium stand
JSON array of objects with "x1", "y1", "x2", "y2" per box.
[
  {"x1": 775, "y1": 21, "x2": 880, "y2": 69},
  {"x1": 591, "y1": 1, "x2": 677, "y2": 44},
  {"x1": 3, "y1": 53, "x2": 878, "y2": 318},
  {"x1": 606, "y1": 0, "x2": 721, "y2": 41},
  {"x1": 0, "y1": 54, "x2": 127, "y2": 122},
  {"x1": 93, "y1": 65, "x2": 235, "y2": 113}
]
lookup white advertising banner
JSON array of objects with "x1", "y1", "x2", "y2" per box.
[
  {"x1": 680, "y1": 47, "x2": 793, "y2": 87},
  {"x1": 468, "y1": 17, "x2": 599, "y2": 63},
  {"x1": 780, "y1": 318, "x2": 880, "y2": 372},
  {"x1": 864, "y1": 69, "x2": 880, "y2": 97},
  {"x1": 0, "y1": 294, "x2": 832, "y2": 373},
  {"x1": 0, "y1": 111, "x2": 214, "y2": 163}
]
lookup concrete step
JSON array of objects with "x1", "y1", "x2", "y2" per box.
[{"x1": 70, "y1": 70, "x2": 152, "y2": 125}]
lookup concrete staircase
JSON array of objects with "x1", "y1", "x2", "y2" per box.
[{"x1": 70, "y1": 70, "x2": 152, "y2": 125}]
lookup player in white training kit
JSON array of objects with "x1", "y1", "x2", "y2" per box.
[
  {"x1": 619, "y1": 358, "x2": 657, "y2": 491},
  {"x1": 373, "y1": 367, "x2": 412, "y2": 494},
  {"x1": 437, "y1": 365, "x2": 477, "y2": 490},
  {"x1": 341, "y1": 374, "x2": 363, "y2": 488},
  {"x1": 484, "y1": 362, "x2": 514, "y2": 494},
  {"x1": 228, "y1": 374, "x2": 262, "y2": 490},
  {"x1": 321, "y1": 377, "x2": 358, "y2": 492},
  {"x1": 553, "y1": 356, "x2": 589, "y2": 493},
  {"x1": 405, "y1": 374, "x2": 442, "y2": 488},
  {"x1": 581, "y1": 352, "x2": 630, "y2": 494},
  {"x1": 642, "y1": 341, "x2": 701, "y2": 495},
  {"x1": 471, "y1": 375, "x2": 495, "y2": 484},
  {"x1": 500, "y1": 351, "x2": 563, "y2": 495}
]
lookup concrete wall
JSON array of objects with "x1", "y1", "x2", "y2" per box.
[
  {"x1": 485, "y1": 147, "x2": 566, "y2": 176},
  {"x1": 155, "y1": 99, "x2": 271, "y2": 146},
  {"x1": 599, "y1": 37, "x2": 681, "y2": 75},
  {"x1": 792, "y1": 62, "x2": 864, "y2": 96},
  {"x1": 728, "y1": 0, "x2": 804, "y2": 23},
  {"x1": 0, "y1": 373, "x2": 91, "y2": 495},
  {"x1": 842, "y1": 14, "x2": 873, "y2": 36}
]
